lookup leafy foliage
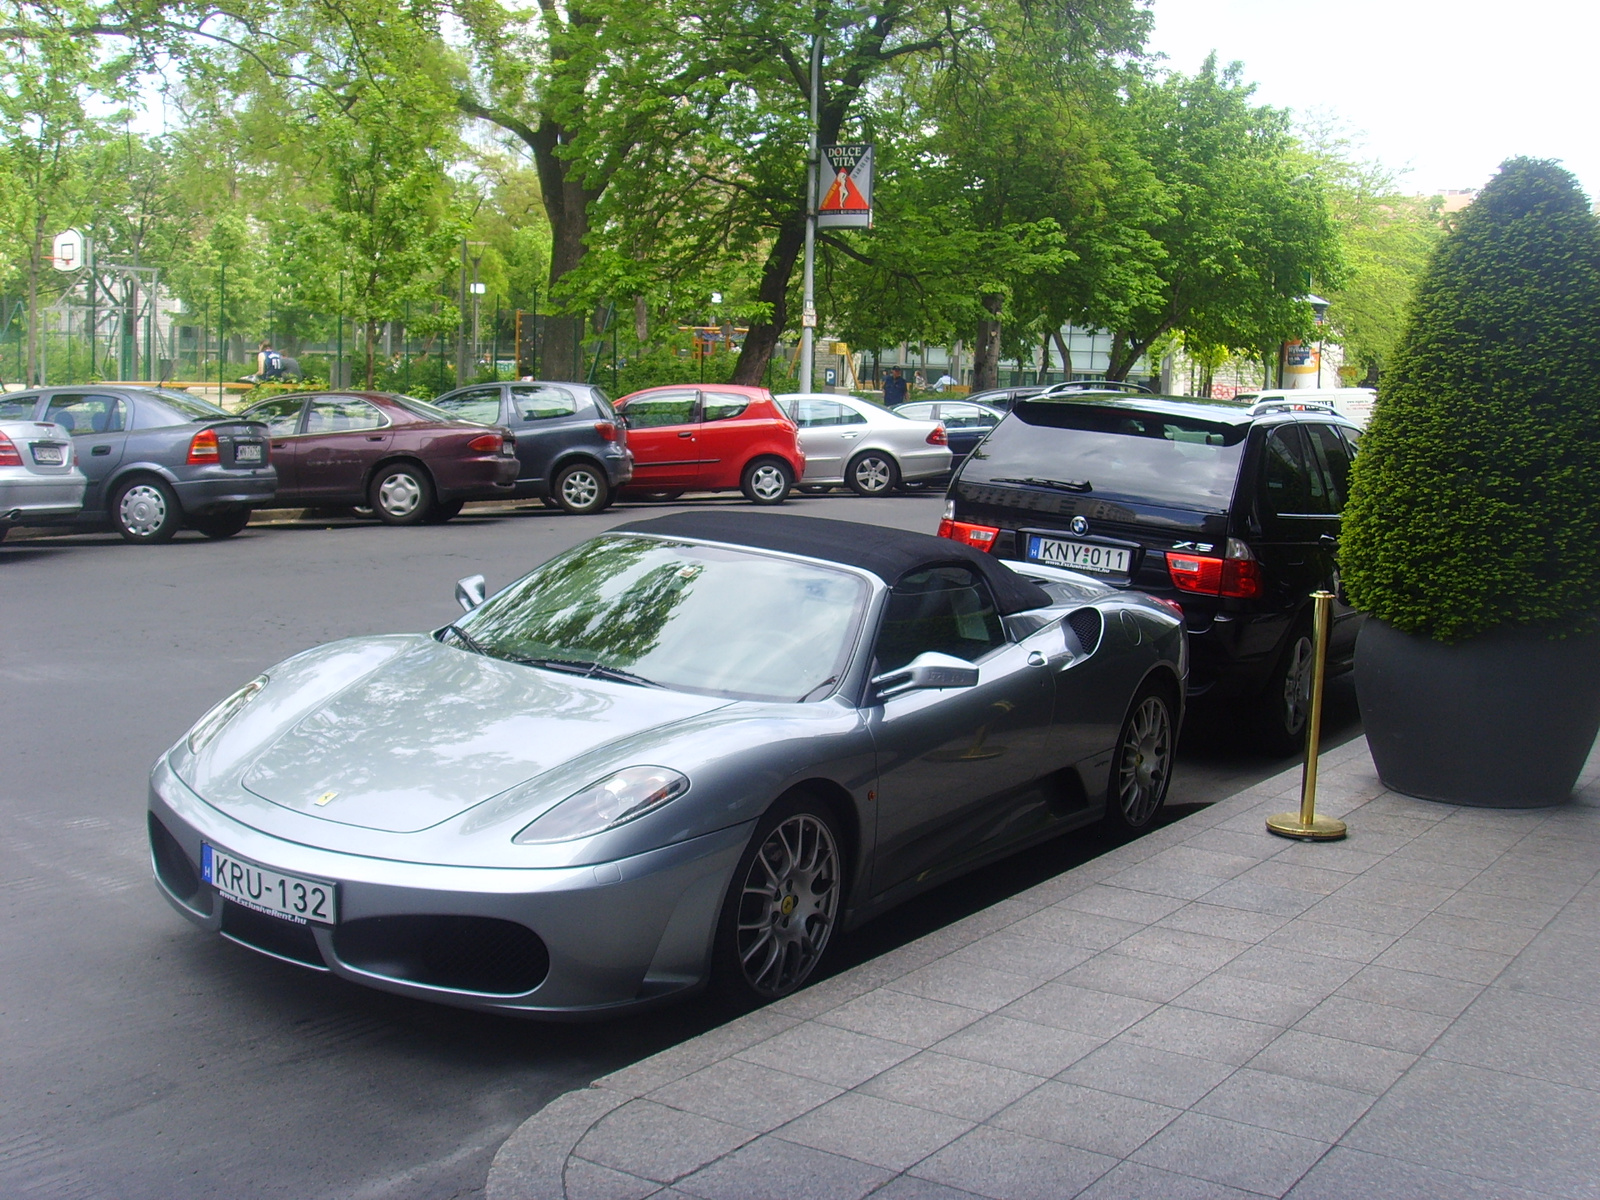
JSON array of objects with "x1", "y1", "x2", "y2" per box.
[{"x1": 1340, "y1": 158, "x2": 1600, "y2": 641}]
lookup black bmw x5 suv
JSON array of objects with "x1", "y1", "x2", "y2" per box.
[{"x1": 938, "y1": 392, "x2": 1363, "y2": 752}]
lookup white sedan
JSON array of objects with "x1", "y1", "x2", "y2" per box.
[{"x1": 776, "y1": 393, "x2": 951, "y2": 496}]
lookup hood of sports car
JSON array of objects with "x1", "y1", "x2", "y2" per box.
[{"x1": 238, "y1": 639, "x2": 730, "y2": 833}]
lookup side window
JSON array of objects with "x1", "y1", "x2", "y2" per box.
[
  {"x1": 1259, "y1": 425, "x2": 1319, "y2": 521},
  {"x1": 510, "y1": 385, "x2": 578, "y2": 421},
  {"x1": 1303, "y1": 424, "x2": 1352, "y2": 511},
  {"x1": 621, "y1": 391, "x2": 697, "y2": 428},
  {"x1": 837, "y1": 406, "x2": 869, "y2": 426},
  {"x1": 434, "y1": 387, "x2": 505, "y2": 425},
  {"x1": 795, "y1": 400, "x2": 845, "y2": 428},
  {"x1": 44, "y1": 394, "x2": 125, "y2": 435},
  {"x1": 305, "y1": 398, "x2": 385, "y2": 434},
  {"x1": 939, "y1": 404, "x2": 988, "y2": 430},
  {"x1": 247, "y1": 397, "x2": 307, "y2": 437},
  {"x1": 896, "y1": 403, "x2": 935, "y2": 421},
  {"x1": 702, "y1": 392, "x2": 750, "y2": 422},
  {"x1": 875, "y1": 566, "x2": 1006, "y2": 674},
  {"x1": 0, "y1": 393, "x2": 38, "y2": 420}
]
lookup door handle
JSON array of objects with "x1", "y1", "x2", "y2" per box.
[
  {"x1": 1319, "y1": 533, "x2": 1341, "y2": 550},
  {"x1": 272, "y1": 442, "x2": 289, "y2": 450},
  {"x1": 677, "y1": 431, "x2": 694, "y2": 439},
  {"x1": 1027, "y1": 651, "x2": 1047, "y2": 667},
  {"x1": 366, "y1": 435, "x2": 385, "y2": 442},
  {"x1": 91, "y1": 445, "x2": 110, "y2": 456}
]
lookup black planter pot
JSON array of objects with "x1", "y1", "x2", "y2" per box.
[{"x1": 1355, "y1": 619, "x2": 1600, "y2": 807}]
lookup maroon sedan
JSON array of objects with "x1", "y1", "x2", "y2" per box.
[{"x1": 239, "y1": 392, "x2": 519, "y2": 524}]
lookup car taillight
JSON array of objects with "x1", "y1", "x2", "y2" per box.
[
  {"x1": 467, "y1": 433, "x2": 502, "y2": 453},
  {"x1": 187, "y1": 428, "x2": 220, "y2": 464},
  {"x1": 594, "y1": 421, "x2": 618, "y2": 442},
  {"x1": 1167, "y1": 537, "x2": 1261, "y2": 599},
  {"x1": 926, "y1": 425, "x2": 948, "y2": 446},
  {"x1": 0, "y1": 434, "x2": 21, "y2": 466},
  {"x1": 937, "y1": 517, "x2": 1001, "y2": 552}
]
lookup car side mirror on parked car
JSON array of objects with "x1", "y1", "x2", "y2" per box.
[
  {"x1": 871, "y1": 651, "x2": 980, "y2": 700},
  {"x1": 455, "y1": 574, "x2": 487, "y2": 612}
]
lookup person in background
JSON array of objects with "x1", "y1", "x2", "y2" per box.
[
  {"x1": 257, "y1": 341, "x2": 284, "y2": 380},
  {"x1": 935, "y1": 372, "x2": 955, "y2": 392},
  {"x1": 913, "y1": 370, "x2": 927, "y2": 392},
  {"x1": 882, "y1": 367, "x2": 907, "y2": 406}
]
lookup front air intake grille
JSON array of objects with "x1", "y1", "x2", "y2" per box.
[
  {"x1": 333, "y1": 916, "x2": 550, "y2": 996},
  {"x1": 149, "y1": 812, "x2": 200, "y2": 901},
  {"x1": 220, "y1": 901, "x2": 327, "y2": 969},
  {"x1": 1067, "y1": 608, "x2": 1103, "y2": 655}
]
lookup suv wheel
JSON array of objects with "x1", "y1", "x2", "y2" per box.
[
  {"x1": 741, "y1": 458, "x2": 793, "y2": 505},
  {"x1": 846, "y1": 451, "x2": 899, "y2": 497},
  {"x1": 1254, "y1": 626, "x2": 1314, "y2": 755}
]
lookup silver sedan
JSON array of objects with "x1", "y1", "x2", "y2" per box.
[
  {"x1": 148, "y1": 512, "x2": 1184, "y2": 1017},
  {"x1": 0, "y1": 417, "x2": 86, "y2": 541},
  {"x1": 777, "y1": 393, "x2": 951, "y2": 495}
]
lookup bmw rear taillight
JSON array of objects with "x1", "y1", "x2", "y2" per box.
[
  {"x1": 937, "y1": 518, "x2": 1000, "y2": 552},
  {"x1": 186, "y1": 428, "x2": 220, "y2": 464},
  {"x1": 0, "y1": 433, "x2": 21, "y2": 467},
  {"x1": 926, "y1": 425, "x2": 948, "y2": 446},
  {"x1": 594, "y1": 421, "x2": 618, "y2": 442},
  {"x1": 1167, "y1": 537, "x2": 1261, "y2": 599},
  {"x1": 467, "y1": 432, "x2": 502, "y2": 453}
]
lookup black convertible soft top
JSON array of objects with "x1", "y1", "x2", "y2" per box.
[{"x1": 615, "y1": 511, "x2": 1053, "y2": 615}]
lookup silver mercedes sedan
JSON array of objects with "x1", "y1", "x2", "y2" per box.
[
  {"x1": 149, "y1": 513, "x2": 1185, "y2": 1017},
  {"x1": 778, "y1": 393, "x2": 952, "y2": 495},
  {"x1": 0, "y1": 417, "x2": 86, "y2": 540}
]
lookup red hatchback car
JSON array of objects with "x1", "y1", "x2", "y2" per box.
[
  {"x1": 613, "y1": 385, "x2": 804, "y2": 505},
  {"x1": 239, "y1": 391, "x2": 519, "y2": 524}
]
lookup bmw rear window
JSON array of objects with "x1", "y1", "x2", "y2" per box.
[{"x1": 968, "y1": 401, "x2": 1248, "y2": 511}]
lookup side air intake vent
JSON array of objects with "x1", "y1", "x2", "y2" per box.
[
  {"x1": 334, "y1": 916, "x2": 550, "y2": 996},
  {"x1": 149, "y1": 812, "x2": 200, "y2": 902},
  {"x1": 1066, "y1": 608, "x2": 1103, "y2": 655}
]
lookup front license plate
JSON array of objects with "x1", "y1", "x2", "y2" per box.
[
  {"x1": 202, "y1": 843, "x2": 337, "y2": 925},
  {"x1": 234, "y1": 442, "x2": 264, "y2": 463},
  {"x1": 1028, "y1": 535, "x2": 1132, "y2": 576},
  {"x1": 30, "y1": 444, "x2": 65, "y2": 465}
]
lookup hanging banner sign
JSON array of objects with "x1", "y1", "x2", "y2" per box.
[{"x1": 817, "y1": 144, "x2": 873, "y2": 229}]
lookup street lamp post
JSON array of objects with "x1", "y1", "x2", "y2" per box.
[{"x1": 798, "y1": 32, "x2": 821, "y2": 393}]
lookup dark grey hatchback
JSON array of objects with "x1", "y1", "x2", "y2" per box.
[
  {"x1": 940, "y1": 392, "x2": 1363, "y2": 752},
  {"x1": 0, "y1": 386, "x2": 274, "y2": 542},
  {"x1": 429, "y1": 381, "x2": 632, "y2": 513}
]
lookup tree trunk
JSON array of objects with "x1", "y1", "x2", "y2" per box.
[
  {"x1": 634, "y1": 295, "x2": 648, "y2": 344},
  {"x1": 1053, "y1": 330, "x2": 1072, "y2": 379},
  {"x1": 731, "y1": 213, "x2": 805, "y2": 385},
  {"x1": 971, "y1": 294, "x2": 1004, "y2": 391},
  {"x1": 365, "y1": 319, "x2": 377, "y2": 388}
]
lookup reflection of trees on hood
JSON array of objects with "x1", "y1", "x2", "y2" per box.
[{"x1": 472, "y1": 538, "x2": 694, "y2": 666}]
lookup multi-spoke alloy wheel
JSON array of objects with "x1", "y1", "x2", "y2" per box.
[
  {"x1": 1252, "y1": 628, "x2": 1314, "y2": 754},
  {"x1": 554, "y1": 463, "x2": 608, "y2": 514},
  {"x1": 1280, "y1": 634, "x2": 1314, "y2": 736},
  {"x1": 1107, "y1": 689, "x2": 1174, "y2": 831},
  {"x1": 741, "y1": 459, "x2": 793, "y2": 505},
  {"x1": 730, "y1": 810, "x2": 840, "y2": 998},
  {"x1": 846, "y1": 452, "x2": 899, "y2": 497}
]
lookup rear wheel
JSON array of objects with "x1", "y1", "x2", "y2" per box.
[
  {"x1": 846, "y1": 450, "x2": 899, "y2": 497},
  {"x1": 1252, "y1": 625, "x2": 1314, "y2": 756},
  {"x1": 190, "y1": 507, "x2": 251, "y2": 539},
  {"x1": 369, "y1": 464, "x2": 434, "y2": 526},
  {"x1": 112, "y1": 477, "x2": 182, "y2": 544},
  {"x1": 714, "y1": 793, "x2": 842, "y2": 1002},
  {"x1": 1104, "y1": 684, "x2": 1175, "y2": 832},
  {"x1": 741, "y1": 458, "x2": 793, "y2": 505},
  {"x1": 552, "y1": 461, "x2": 610, "y2": 515}
]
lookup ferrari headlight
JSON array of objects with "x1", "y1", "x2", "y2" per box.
[
  {"x1": 512, "y1": 766, "x2": 689, "y2": 844},
  {"x1": 186, "y1": 675, "x2": 268, "y2": 752}
]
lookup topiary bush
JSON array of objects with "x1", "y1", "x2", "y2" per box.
[{"x1": 1340, "y1": 157, "x2": 1600, "y2": 642}]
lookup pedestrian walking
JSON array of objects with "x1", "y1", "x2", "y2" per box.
[{"x1": 882, "y1": 367, "x2": 907, "y2": 406}]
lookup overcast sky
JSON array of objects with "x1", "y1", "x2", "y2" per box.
[{"x1": 1146, "y1": 0, "x2": 1600, "y2": 200}]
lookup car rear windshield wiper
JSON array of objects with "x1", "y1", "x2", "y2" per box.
[
  {"x1": 512, "y1": 656, "x2": 663, "y2": 688},
  {"x1": 993, "y1": 476, "x2": 1093, "y2": 493},
  {"x1": 438, "y1": 623, "x2": 492, "y2": 656}
]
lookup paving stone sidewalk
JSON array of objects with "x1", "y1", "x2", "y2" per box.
[{"x1": 487, "y1": 737, "x2": 1600, "y2": 1200}]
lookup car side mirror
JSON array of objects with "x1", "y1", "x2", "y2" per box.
[
  {"x1": 455, "y1": 574, "x2": 487, "y2": 612},
  {"x1": 872, "y1": 652, "x2": 980, "y2": 700}
]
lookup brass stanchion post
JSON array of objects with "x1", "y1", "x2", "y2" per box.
[{"x1": 1267, "y1": 590, "x2": 1347, "y2": 841}]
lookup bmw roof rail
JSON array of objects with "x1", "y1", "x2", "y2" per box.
[
  {"x1": 1247, "y1": 398, "x2": 1339, "y2": 416},
  {"x1": 1038, "y1": 380, "x2": 1153, "y2": 397}
]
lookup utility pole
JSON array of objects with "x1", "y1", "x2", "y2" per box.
[
  {"x1": 798, "y1": 32, "x2": 821, "y2": 393},
  {"x1": 455, "y1": 238, "x2": 469, "y2": 385}
]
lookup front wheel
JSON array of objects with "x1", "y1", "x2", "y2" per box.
[
  {"x1": 552, "y1": 462, "x2": 611, "y2": 515},
  {"x1": 1104, "y1": 684, "x2": 1175, "y2": 832},
  {"x1": 112, "y1": 477, "x2": 182, "y2": 544},
  {"x1": 741, "y1": 458, "x2": 793, "y2": 506},
  {"x1": 714, "y1": 794, "x2": 842, "y2": 1002},
  {"x1": 1252, "y1": 626, "x2": 1314, "y2": 756},
  {"x1": 369, "y1": 464, "x2": 435, "y2": 525},
  {"x1": 846, "y1": 450, "x2": 899, "y2": 497},
  {"x1": 190, "y1": 507, "x2": 251, "y2": 539}
]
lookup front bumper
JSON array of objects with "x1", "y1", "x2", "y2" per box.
[
  {"x1": 148, "y1": 756, "x2": 751, "y2": 1017},
  {"x1": 172, "y1": 467, "x2": 277, "y2": 515},
  {"x1": 0, "y1": 472, "x2": 86, "y2": 521}
]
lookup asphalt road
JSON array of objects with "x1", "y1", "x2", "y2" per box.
[{"x1": 0, "y1": 492, "x2": 1360, "y2": 1199}]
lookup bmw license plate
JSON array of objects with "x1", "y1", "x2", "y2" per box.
[
  {"x1": 202, "y1": 843, "x2": 337, "y2": 925},
  {"x1": 30, "y1": 444, "x2": 65, "y2": 465},
  {"x1": 1028, "y1": 535, "x2": 1132, "y2": 576},
  {"x1": 234, "y1": 442, "x2": 264, "y2": 463}
]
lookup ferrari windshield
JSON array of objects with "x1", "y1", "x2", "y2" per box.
[{"x1": 453, "y1": 535, "x2": 870, "y2": 702}]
